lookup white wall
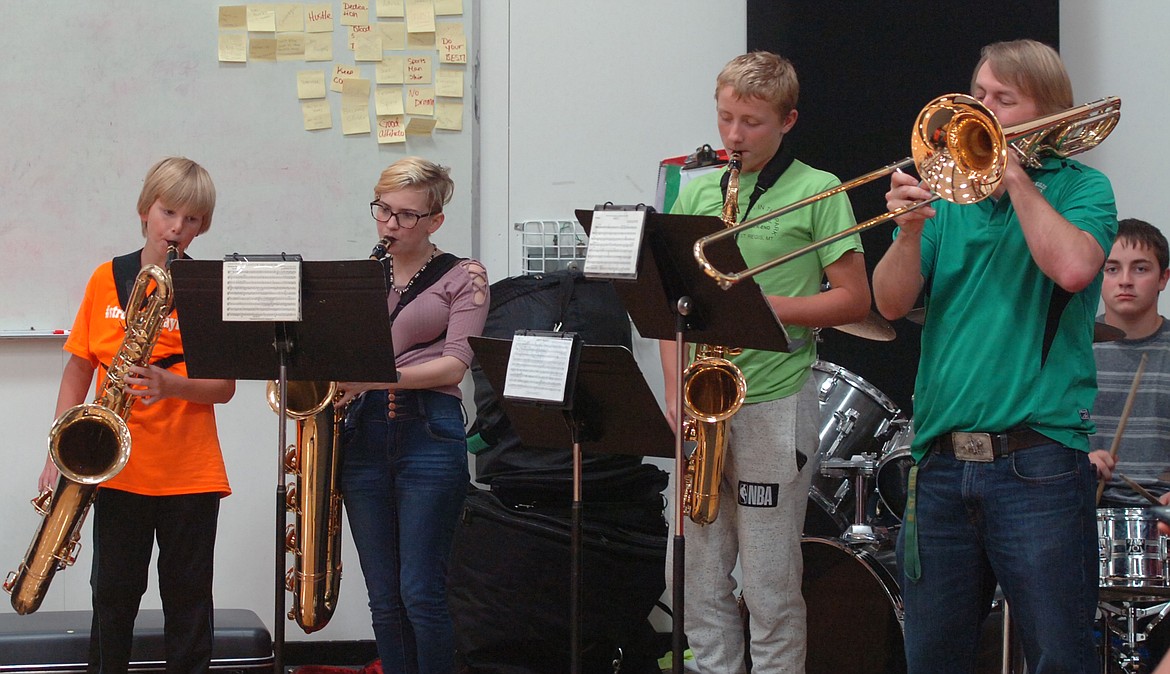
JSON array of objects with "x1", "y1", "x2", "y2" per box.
[{"x1": 1061, "y1": 0, "x2": 1170, "y2": 317}]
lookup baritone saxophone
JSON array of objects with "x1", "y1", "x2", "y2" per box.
[
  {"x1": 680, "y1": 154, "x2": 748, "y2": 525},
  {"x1": 5, "y1": 247, "x2": 177, "y2": 614},
  {"x1": 262, "y1": 236, "x2": 389, "y2": 633},
  {"x1": 267, "y1": 380, "x2": 345, "y2": 634}
]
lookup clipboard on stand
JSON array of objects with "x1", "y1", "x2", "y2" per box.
[{"x1": 469, "y1": 334, "x2": 672, "y2": 674}]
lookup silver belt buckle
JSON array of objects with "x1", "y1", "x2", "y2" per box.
[{"x1": 951, "y1": 432, "x2": 995, "y2": 462}]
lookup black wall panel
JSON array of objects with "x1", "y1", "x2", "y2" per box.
[{"x1": 747, "y1": 1, "x2": 1060, "y2": 413}]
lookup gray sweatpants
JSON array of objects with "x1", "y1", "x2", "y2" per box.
[{"x1": 668, "y1": 376, "x2": 819, "y2": 673}]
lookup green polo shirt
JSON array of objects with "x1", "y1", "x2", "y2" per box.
[
  {"x1": 673, "y1": 159, "x2": 862, "y2": 403},
  {"x1": 905, "y1": 155, "x2": 1117, "y2": 460}
]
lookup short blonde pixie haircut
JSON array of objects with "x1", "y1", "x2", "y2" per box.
[
  {"x1": 972, "y1": 39, "x2": 1074, "y2": 116},
  {"x1": 136, "y1": 157, "x2": 217, "y2": 236},
  {"x1": 374, "y1": 156, "x2": 454, "y2": 214},
  {"x1": 715, "y1": 51, "x2": 800, "y2": 119}
]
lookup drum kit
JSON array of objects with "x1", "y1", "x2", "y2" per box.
[{"x1": 802, "y1": 355, "x2": 1169, "y2": 672}]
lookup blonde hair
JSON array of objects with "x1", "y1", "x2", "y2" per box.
[
  {"x1": 971, "y1": 40, "x2": 1074, "y2": 115},
  {"x1": 136, "y1": 157, "x2": 216, "y2": 235},
  {"x1": 715, "y1": 51, "x2": 799, "y2": 118},
  {"x1": 374, "y1": 156, "x2": 454, "y2": 213}
]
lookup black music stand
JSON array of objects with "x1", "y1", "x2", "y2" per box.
[
  {"x1": 171, "y1": 258, "x2": 395, "y2": 674},
  {"x1": 577, "y1": 208, "x2": 791, "y2": 674},
  {"x1": 469, "y1": 336, "x2": 672, "y2": 674}
]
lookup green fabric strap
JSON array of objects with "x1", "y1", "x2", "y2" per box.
[
  {"x1": 904, "y1": 464, "x2": 921, "y2": 581},
  {"x1": 465, "y1": 432, "x2": 489, "y2": 455}
]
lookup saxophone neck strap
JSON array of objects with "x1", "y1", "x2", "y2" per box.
[
  {"x1": 109, "y1": 249, "x2": 185, "y2": 372},
  {"x1": 719, "y1": 143, "x2": 796, "y2": 223}
]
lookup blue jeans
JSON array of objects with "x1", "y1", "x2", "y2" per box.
[
  {"x1": 896, "y1": 442, "x2": 1099, "y2": 674},
  {"x1": 341, "y1": 389, "x2": 469, "y2": 674}
]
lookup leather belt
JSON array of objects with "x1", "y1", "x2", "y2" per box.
[{"x1": 932, "y1": 428, "x2": 1053, "y2": 462}]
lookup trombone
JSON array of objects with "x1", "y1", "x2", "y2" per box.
[{"x1": 694, "y1": 93, "x2": 1122, "y2": 289}]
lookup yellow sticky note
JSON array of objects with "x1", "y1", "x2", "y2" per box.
[
  {"x1": 348, "y1": 24, "x2": 374, "y2": 51},
  {"x1": 405, "y1": 0, "x2": 435, "y2": 33},
  {"x1": 437, "y1": 22, "x2": 466, "y2": 64},
  {"x1": 406, "y1": 116, "x2": 437, "y2": 136},
  {"x1": 405, "y1": 86, "x2": 434, "y2": 116},
  {"x1": 250, "y1": 36, "x2": 278, "y2": 61},
  {"x1": 435, "y1": 70, "x2": 463, "y2": 98},
  {"x1": 276, "y1": 4, "x2": 304, "y2": 31},
  {"x1": 435, "y1": 100, "x2": 462, "y2": 131},
  {"x1": 435, "y1": 0, "x2": 462, "y2": 16},
  {"x1": 354, "y1": 35, "x2": 383, "y2": 62},
  {"x1": 219, "y1": 6, "x2": 247, "y2": 29},
  {"x1": 302, "y1": 99, "x2": 332, "y2": 130},
  {"x1": 375, "y1": 0, "x2": 404, "y2": 18},
  {"x1": 331, "y1": 64, "x2": 360, "y2": 93},
  {"x1": 380, "y1": 21, "x2": 406, "y2": 51},
  {"x1": 407, "y1": 31, "x2": 434, "y2": 49},
  {"x1": 375, "y1": 86, "x2": 404, "y2": 115},
  {"x1": 219, "y1": 33, "x2": 248, "y2": 62},
  {"x1": 405, "y1": 55, "x2": 432, "y2": 84},
  {"x1": 341, "y1": 78, "x2": 371, "y2": 135},
  {"x1": 376, "y1": 56, "x2": 405, "y2": 84},
  {"x1": 340, "y1": 0, "x2": 369, "y2": 26},
  {"x1": 247, "y1": 4, "x2": 277, "y2": 32},
  {"x1": 276, "y1": 33, "x2": 306, "y2": 61},
  {"x1": 297, "y1": 70, "x2": 327, "y2": 99},
  {"x1": 305, "y1": 33, "x2": 333, "y2": 61},
  {"x1": 376, "y1": 115, "x2": 406, "y2": 144},
  {"x1": 305, "y1": 3, "x2": 334, "y2": 32}
]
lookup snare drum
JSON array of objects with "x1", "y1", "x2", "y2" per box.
[
  {"x1": 1098, "y1": 508, "x2": 1170, "y2": 601},
  {"x1": 805, "y1": 362, "x2": 903, "y2": 536}
]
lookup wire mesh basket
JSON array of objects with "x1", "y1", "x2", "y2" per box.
[{"x1": 514, "y1": 219, "x2": 588, "y2": 275}]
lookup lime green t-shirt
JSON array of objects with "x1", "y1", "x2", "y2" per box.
[{"x1": 672, "y1": 158, "x2": 863, "y2": 403}]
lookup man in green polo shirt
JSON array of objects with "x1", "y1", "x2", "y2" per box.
[{"x1": 873, "y1": 39, "x2": 1117, "y2": 674}]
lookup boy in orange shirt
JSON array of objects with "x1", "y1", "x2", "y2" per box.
[{"x1": 39, "y1": 157, "x2": 235, "y2": 673}]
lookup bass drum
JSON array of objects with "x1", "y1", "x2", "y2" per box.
[{"x1": 802, "y1": 537, "x2": 1007, "y2": 674}]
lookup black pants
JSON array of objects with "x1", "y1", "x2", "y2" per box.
[{"x1": 88, "y1": 489, "x2": 220, "y2": 674}]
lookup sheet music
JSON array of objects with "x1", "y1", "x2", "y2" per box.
[
  {"x1": 583, "y1": 209, "x2": 645, "y2": 280},
  {"x1": 503, "y1": 332, "x2": 574, "y2": 405},
  {"x1": 222, "y1": 260, "x2": 302, "y2": 321}
]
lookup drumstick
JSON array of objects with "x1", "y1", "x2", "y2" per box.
[
  {"x1": 1096, "y1": 353, "x2": 1149, "y2": 504},
  {"x1": 1116, "y1": 472, "x2": 1162, "y2": 506}
]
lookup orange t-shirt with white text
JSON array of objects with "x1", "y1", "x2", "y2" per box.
[{"x1": 63, "y1": 260, "x2": 231, "y2": 497}]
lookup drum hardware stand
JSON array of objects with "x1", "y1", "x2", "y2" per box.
[
  {"x1": 820, "y1": 454, "x2": 883, "y2": 544},
  {"x1": 1099, "y1": 599, "x2": 1170, "y2": 673}
]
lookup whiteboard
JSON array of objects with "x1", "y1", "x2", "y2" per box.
[{"x1": 0, "y1": 1, "x2": 475, "y2": 334}]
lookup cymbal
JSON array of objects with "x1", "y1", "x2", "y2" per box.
[
  {"x1": 905, "y1": 307, "x2": 926, "y2": 325},
  {"x1": 1095, "y1": 322, "x2": 1126, "y2": 343},
  {"x1": 832, "y1": 311, "x2": 895, "y2": 341}
]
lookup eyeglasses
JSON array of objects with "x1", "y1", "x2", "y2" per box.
[{"x1": 370, "y1": 201, "x2": 437, "y2": 228}]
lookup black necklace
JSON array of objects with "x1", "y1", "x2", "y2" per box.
[{"x1": 389, "y1": 244, "x2": 438, "y2": 295}]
